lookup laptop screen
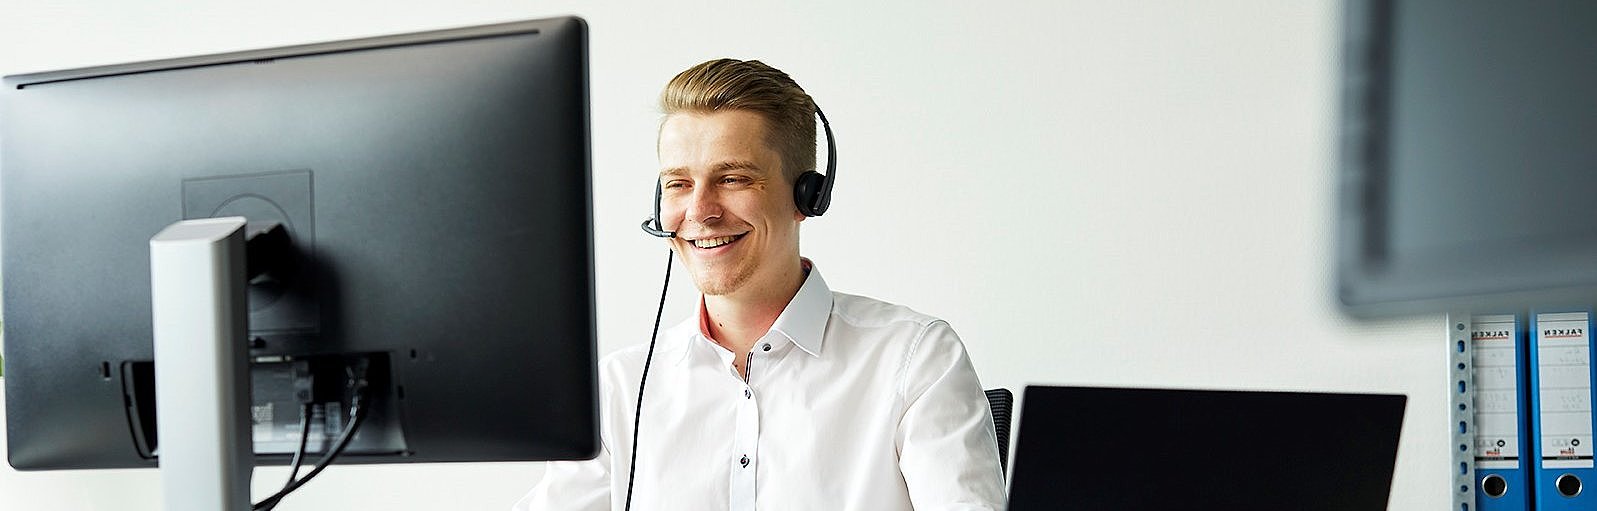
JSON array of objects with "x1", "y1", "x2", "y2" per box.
[{"x1": 1006, "y1": 386, "x2": 1406, "y2": 511}]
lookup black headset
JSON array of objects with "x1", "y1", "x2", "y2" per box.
[{"x1": 640, "y1": 106, "x2": 836, "y2": 238}]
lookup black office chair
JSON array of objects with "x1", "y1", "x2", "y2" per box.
[{"x1": 985, "y1": 388, "x2": 1013, "y2": 476}]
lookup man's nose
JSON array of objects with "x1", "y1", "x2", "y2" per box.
[{"x1": 682, "y1": 185, "x2": 722, "y2": 225}]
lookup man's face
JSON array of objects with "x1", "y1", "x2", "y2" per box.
[{"x1": 657, "y1": 110, "x2": 803, "y2": 297}]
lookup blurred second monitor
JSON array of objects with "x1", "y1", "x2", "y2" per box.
[{"x1": 1339, "y1": 1, "x2": 1597, "y2": 314}]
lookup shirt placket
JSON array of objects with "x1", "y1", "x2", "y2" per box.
[{"x1": 728, "y1": 339, "x2": 770, "y2": 511}]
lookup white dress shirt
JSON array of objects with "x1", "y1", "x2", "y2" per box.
[{"x1": 514, "y1": 263, "x2": 1006, "y2": 510}]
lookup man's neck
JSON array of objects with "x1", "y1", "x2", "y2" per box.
[{"x1": 703, "y1": 261, "x2": 806, "y2": 358}]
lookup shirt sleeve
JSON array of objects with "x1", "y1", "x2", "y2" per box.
[
  {"x1": 510, "y1": 443, "x2": 613, "y2": 511},
  {"x1": 513, "y1": 352, "x2": 629, "y2": 511},
  {"x1": 894, "y1": 320, "x2": 1008, "y2": 510}
]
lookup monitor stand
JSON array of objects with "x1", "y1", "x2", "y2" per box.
[{"x1": 150, "y1": 217, "x2": 253, "y2": 510}]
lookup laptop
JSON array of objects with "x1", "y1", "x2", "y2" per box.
[{"x1": 1005, "y1": 386, "x2": 1406, "y2": 511}]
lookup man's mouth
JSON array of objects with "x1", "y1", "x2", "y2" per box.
[{"x1": 690, "y1": 233, "x2": 747, "y2": 249}]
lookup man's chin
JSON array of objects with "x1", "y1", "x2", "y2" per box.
[
  {"x1": 688, "y1": 270, "x2": 749, "y2": 297},
  {"x1": 694, "y1": 280, "x2": 740, "y2": 297}
]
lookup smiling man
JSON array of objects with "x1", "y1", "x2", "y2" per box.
[{"x1": 515, "y1": 59, "x2": 1005, "y2": 511}]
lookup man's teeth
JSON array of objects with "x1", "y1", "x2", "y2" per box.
[{"x1": 693, "y1": 235, "x2": 739, "y2": 249}]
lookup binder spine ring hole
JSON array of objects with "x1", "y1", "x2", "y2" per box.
[
  {"x1": 1557, "y1": 473, "x2": 1583, "y2": 497},
  {"x1": 1480, "y1": 474, "x2": 1507, "y2": 498}
]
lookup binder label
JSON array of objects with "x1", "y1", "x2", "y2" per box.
[
  {"x1": 1538, "y1": 312, "x2": 1595, "y2": 470},
  {"x1": 1473, "y1": 315, "x2": 1521, "y2": 469}
]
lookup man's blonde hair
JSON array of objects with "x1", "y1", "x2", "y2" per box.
[{"x1": 660, "y1": 59, "x2": 817, "y2": 182}]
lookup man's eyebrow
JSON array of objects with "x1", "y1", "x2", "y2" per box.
[
  {"x1": 659, "y1": 160, "x2": 764, "y2": 178},
  {"x1": 712, "y1": 160, "x2": 762, "y2": 172}
]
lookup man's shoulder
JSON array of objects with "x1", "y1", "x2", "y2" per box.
[
  {"x1": 827, "y1": 292, "x2": 972, "y2": 387},
  {"x1": 596, "y1": 317, "x2": 695, "y2": 377},
  {"x1": 598, "y1": 342, "x2": 653, "y2": 368},
  {"x1": 830, "y1": 291, "x2": 946, "y2": 331}
]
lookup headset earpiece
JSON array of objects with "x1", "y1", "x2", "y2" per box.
[
  {"x1": 794, "y1": 171, "x2": 828, "y2": 217},
  {"x1": 795, "y1": 106, "x2": 837, "y2": 217}
]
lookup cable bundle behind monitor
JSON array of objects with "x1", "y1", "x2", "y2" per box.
[{"x1": 252, "y1": 363, "x2": 371, "y2": 510}]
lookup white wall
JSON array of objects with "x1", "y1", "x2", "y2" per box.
[{"x1": 0, "y1": 1, "x2": 1449, "y2": 509}]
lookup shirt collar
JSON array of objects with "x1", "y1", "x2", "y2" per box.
[
  {"x1": 674, "y1": 259, "x2": 833, "y2": 365},
  {"x1": 770, "y1": 260, "x2": 831, "y2": 358}
]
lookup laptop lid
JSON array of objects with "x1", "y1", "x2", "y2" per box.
[{"x1": 1006, "y1": 385, "x2": 1406, "y2": 510}]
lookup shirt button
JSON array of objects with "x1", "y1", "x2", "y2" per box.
[
  {"x1": 761, "y1": 343, "x2": 771, "y2": 352},
  {"x1": 744, "y1": 388, "x2": 752, "y2": 399},
  {"x1": 739, "y1": 455, "x2": 750, "y2": 467}
]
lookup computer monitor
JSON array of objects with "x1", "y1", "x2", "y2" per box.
[
  {"x1": 1338, "y1": 1, "x2": 1597, "y2": 315},
  {"x1": 1006, "y1": 386, "x2": 1406, "y2": 511},
  {"x1": 2, "y1": 17, "x2": 598, "y2": 470}
]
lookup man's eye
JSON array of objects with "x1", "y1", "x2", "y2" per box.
[
  {"x1": 663, "y1": 180, "x2": 688, "y2": 190},
  {"x1": 721, "y1": 176, "x2": 748, "y2": 185}
]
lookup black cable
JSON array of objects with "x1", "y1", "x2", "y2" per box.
[
  {"x1": 257, "y1": 402, "x2": 317, "y2": 511},
  {"x1": 623, "y1": 250, "x2": 673, "y2": 511},
  {"x1": 285, "y1": 403, "x2": 315, "y2": 487},
  {"x1": 252, "y1": 394, "x2": 364, "y2": 510},
  {"x1": 252, "y1": 371, "x2": 370, "y2": 510}
]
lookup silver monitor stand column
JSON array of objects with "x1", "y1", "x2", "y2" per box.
[{"x1": 149, "y1": 217, "x2": 252, "y2": 511}]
